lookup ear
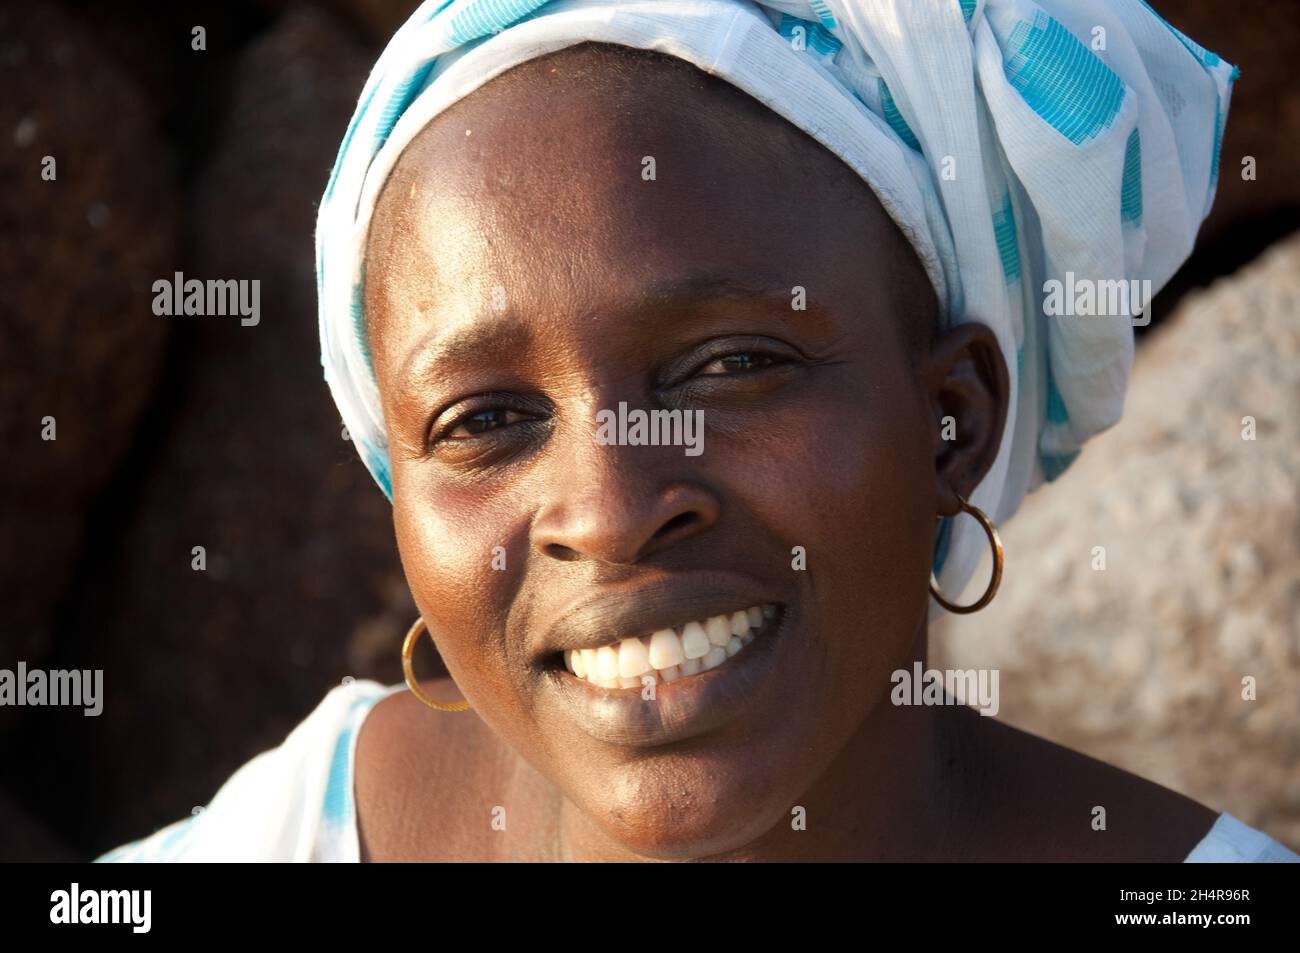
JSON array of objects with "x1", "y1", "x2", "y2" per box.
[{"x1": 920, "y1": 321, "x2": 1010, "y2": 518}]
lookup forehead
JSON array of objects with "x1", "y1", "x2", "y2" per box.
[{"x1": 362, "y1": 44, "x2": 919, "y2": 370}]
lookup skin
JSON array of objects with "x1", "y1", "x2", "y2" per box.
[{"x1": 353, "y1": 43, "x2": 1218, "y2": 861}]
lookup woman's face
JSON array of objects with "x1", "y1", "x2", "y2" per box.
[{"x1": 364, "y1": 47, "x2": 1006, "y2": 858}]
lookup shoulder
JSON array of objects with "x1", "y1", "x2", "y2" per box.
[
  {"x1": 354, "y1": 677, "x2": 506, "y2": 861},
  {"x1": 94, "y1": 679, "x2": 397, "y2": 862},
  {"x1": 944, "y1": 705, "x2": 1221, "y2": 861}
]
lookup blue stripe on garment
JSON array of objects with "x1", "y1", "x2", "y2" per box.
[
  {"x1": 879, "y1": 79, "x2": 922, "y2": 151},
  {"x1": 374, "y1": 64, "x2": 437, "y2": 151},
  {"x1": 993, "y1": 191, "x2": 1021, "y2": 281},
  {"x1": 350, "y1": 281, "x2": 374, "y2": 376},
  {"x1": 373, "y1": 453, "x2": 393, "y2": 500},
  {"x1": 1043, "y1": 345, "x2": 1080, "y2": 482},
  {"x1": 1045, "y1": 359, "x2": 1069, "y2": 425},
  {"x1": 320, "y1": 703, "x2": 363, "y2": 827},
  {"x1": 809, "y1": 0, "x2": 837, "y2": 30},
  {"x1": 1041, "y1": 449, "x2": 1080, "y2": 482},
  {"x1": 1210, "y1": 96, "x2": 1223, "y2": 187},
  {"x1": 1003, "y1": 11, "x2": 1125, "y2": 145},
  {"x1": 1034, "y1": 345, "x2": 1076, "y2": 483},
  {"x1": 959, "y1": 0, "x2": 977, "y2": 24},
  {"x1": 1210, "y1": 66, "x2": 1241, "y2": 189},
  {"x1": 448, "y1": 0, "x2": 552, "y2": 46},
  {"x1": 1120, "y1": 127, "x2": 1142, "y2": 225}
]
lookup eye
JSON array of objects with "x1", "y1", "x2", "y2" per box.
[
  {"x1": 696, "y1": 351, "x2": 781, "y2": 375},
  {"x1": 424, "y1": 392, "x2": 552, "y2": 465},
  {"x1": 439, "y1": 407, "x2": 529, "y2": 441}
]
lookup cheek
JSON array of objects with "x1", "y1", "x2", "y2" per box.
[
  {"x1": 734, "y1": 368, "x2": 935, "y2": 672},
  {"x1": 391, "y1": 479, "x2": 530, "y2": 692}
]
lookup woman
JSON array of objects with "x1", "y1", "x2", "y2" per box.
[{"x1": 96, "y1": 0, "x2": 1297, "y2": 861}]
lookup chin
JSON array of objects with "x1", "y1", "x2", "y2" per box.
[{"x1": 584, "y1": 751, "x2": 797, "y2": 860}]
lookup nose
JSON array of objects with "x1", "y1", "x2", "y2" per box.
[{"x1": 531, "y1": 450, "x2": 720, "y2": 565}]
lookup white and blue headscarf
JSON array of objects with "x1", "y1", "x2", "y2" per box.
[{"x1": 316, "y1": 0, "x2": 1236, "y2": 615}]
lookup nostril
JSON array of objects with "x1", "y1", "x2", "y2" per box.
[
  {"x1": 652, "y1": 511, "x2": 699, "y2": 542},
  {"x1": 542, "y1": 542, "x2": 582, "y2": 562}
]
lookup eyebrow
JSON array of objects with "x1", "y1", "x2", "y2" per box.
[
  {"x1": 398, "y1": 318, "x2": 535, "y2": 394},
  {"x1": 638, "y1": 270, "x2": 795, "y2": 309},
  {"x1": 397, "y1": 269, "x2": 797, "y2": 390}
]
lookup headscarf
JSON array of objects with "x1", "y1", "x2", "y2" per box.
[{"x1": 315, "y1": 0, "x2": 1236, "y2": 616}]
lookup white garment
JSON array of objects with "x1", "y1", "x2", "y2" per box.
[
  {"x1": 94, "y1": 680, "x2": 403, "y2": 863},
  {"x1": 94, "y1": 678, "x2": 1299, "y2": 862}
]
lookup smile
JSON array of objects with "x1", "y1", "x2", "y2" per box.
[{"x1": 562, "y1": 604, "x2": 776, "y2": 689}]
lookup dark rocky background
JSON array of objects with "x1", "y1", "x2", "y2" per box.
[{"x1": 1, "y1": 1, "x2": 1296, "y2": 860}]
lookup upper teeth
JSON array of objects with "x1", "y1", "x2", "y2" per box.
[{"x1": 564, "y1": 604, "x2": 775, "y2": 689}]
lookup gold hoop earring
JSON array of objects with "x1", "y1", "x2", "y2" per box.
[
  {"x1": 401, "y1": 617, "x2": 471, "y2": 712},
  {"x1": 929, "y1": 492, "x2": 1004, "y2": 614}
]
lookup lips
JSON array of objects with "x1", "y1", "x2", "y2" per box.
[
  {"x1": 536, "y1": 573, "x2": 795, "y2": 747},
  {"x1": 535, "y1": 574, "x2": 783, "y2": 663}
]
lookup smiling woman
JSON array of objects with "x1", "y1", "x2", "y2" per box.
[
  {"x1": 95, "y1": 0, "x2": 1297, "y2": 863},
  {"x1": 356, "y1": 40, "x2": 978, "y2": 860}
]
